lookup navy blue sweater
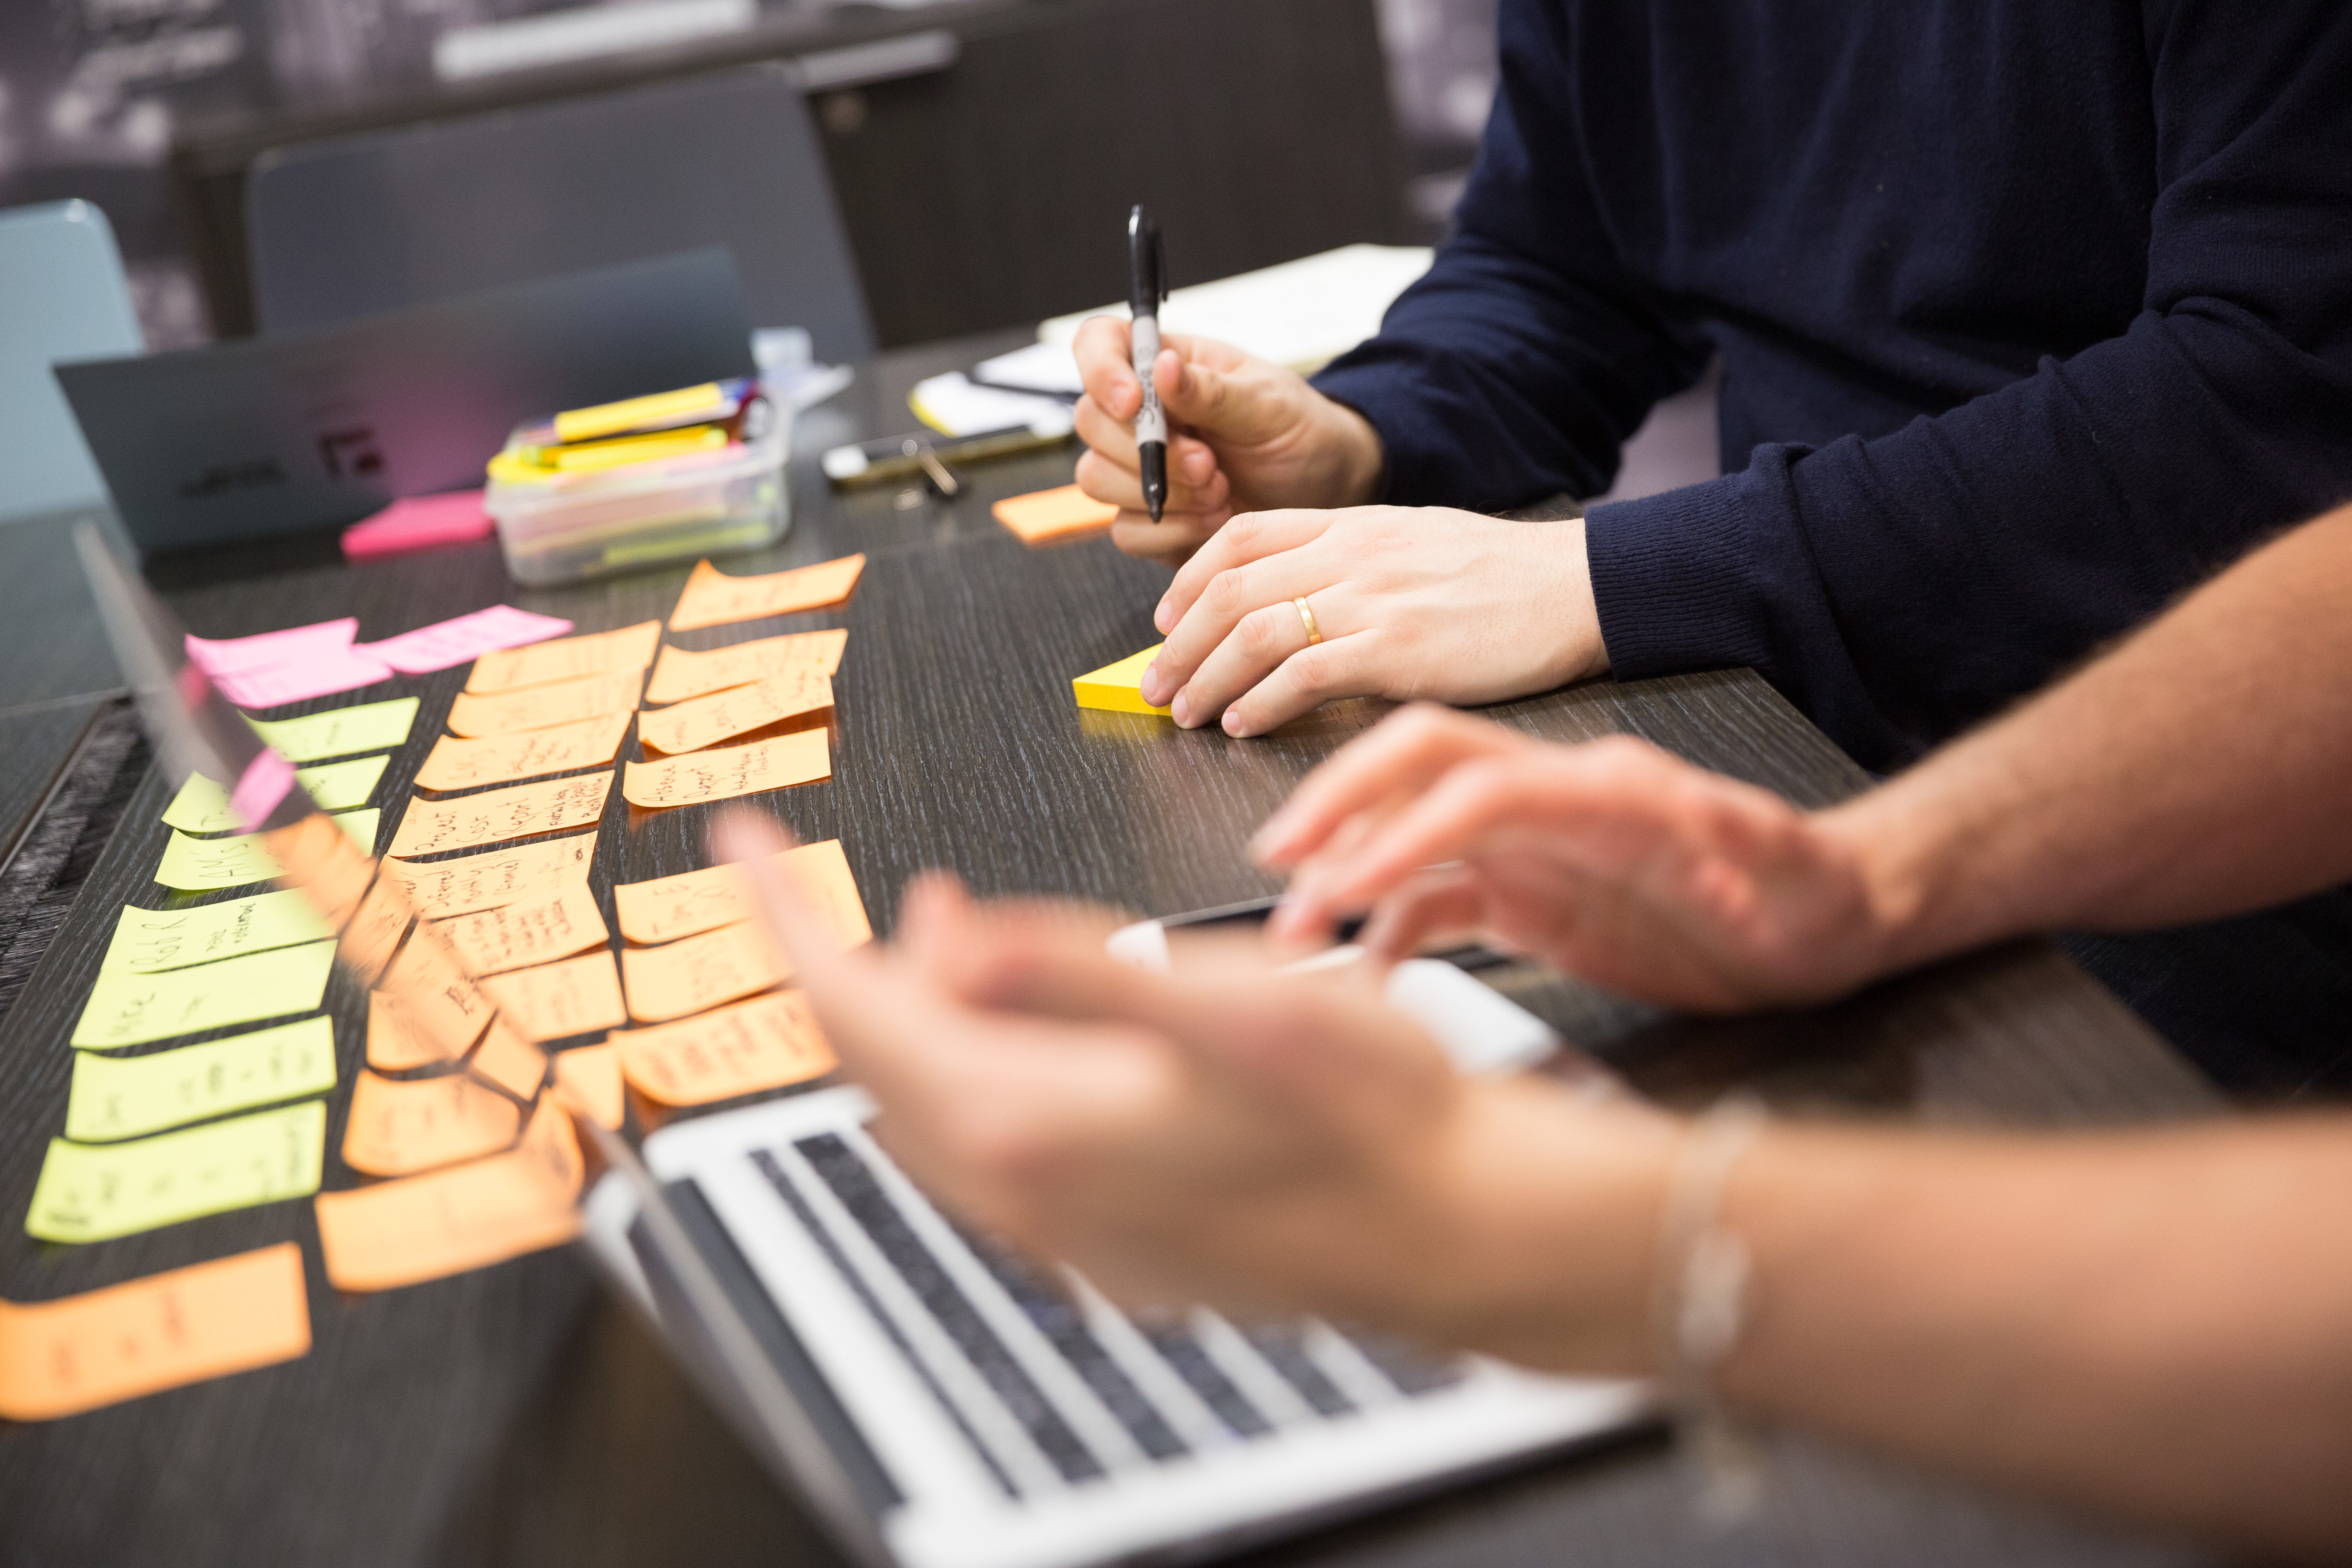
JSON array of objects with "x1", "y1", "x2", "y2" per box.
[{"x1": 1313, "y1": 0, "x2": 2352, "y2": 1093}]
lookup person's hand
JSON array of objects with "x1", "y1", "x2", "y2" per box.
[
  {"x1": 1071, "y1": 317, "x2": 1385, "y2": 567},
  {"x1": 1134, "y1": 507, "x2": 1606, "y2": 736},
  {"x1": 1252, "y1": 706, "x2": 1904, "y2": 1011},
  {"x1": 713, "y1": 809, "x2": 1677, "y2": 1370}
]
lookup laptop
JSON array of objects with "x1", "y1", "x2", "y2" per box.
[{"x1": 581, "y1": 954, "x2": 1651, "y2": 1568}]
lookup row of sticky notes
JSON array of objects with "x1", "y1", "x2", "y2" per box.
[{"x1": 186, "y1": 606, "x2": 574, "y2": 711}]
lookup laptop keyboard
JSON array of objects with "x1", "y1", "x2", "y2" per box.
[{"x1": 747, "y1": 1126, "x2": 1466, "y2": 1497}]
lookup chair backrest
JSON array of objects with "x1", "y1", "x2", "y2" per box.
[
  {"x1": 246, "y1": 62, "x2": 874, "y2": 364},
  {"x1": 0, "y1": 202, "x2": 145, "y2": 523}
]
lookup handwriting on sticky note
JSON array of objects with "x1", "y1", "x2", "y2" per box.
[
  {"x1": 163, "y1": 755, "x2": 387, "y2": 832},
  {"x1": 552, "y1": 1042, "x2": 623, "y2": 1129},
  {"x1": 445, "y1": 670, "x2": 643, "y2": 739},
  {"x1": 668, "y1": 554, "x2": 865, "y2": 632},
  {"x1": 468, "y1": 1020, "x2": 551, "y2": 1095},
  {"x1": 24, "y1": 1101, "x2": 327, "y2": 1243},
  {"x1": 155, "y1": 809, "x2": 379, "y2": 892},
  {"x1": 336, "y1": 872, "x2": 413, "y2": 985},
  {"x1": 341, "y1": 1069, "x2": 521, "y2": 1177},
  {"x1": 615, "y1": 839, "x2": 870, "y2": 947},
  {"x1": 637, "y1": 668, "x2": 832, "y2": 756},
  {"x1": 412, "y1": 714, "x2": 630, "y2": 793},
  {"x1": 377, "y1": 929, "x2": 494, "y2": 1060},
  {"x1": 248, "y1": 697, "x2": 419, "y2": 762},
  {"x1": 644, "y1": 629, "x2": 847, "y2": 706},
  {"x1": 315, "y1": 1102, "x2": 583, "y2": 1292},
  {"x1": 466, "y1": 620, "x2": 662, "y2": 695},
  {"x1": 1072, "y1": 644, "x2": 1172, "y2": 716},
  {"x1": 214, "y1": 647, "x2": 395, "y2": 710},
  {"x1": 619, "y1": 922, "x2": 787, "y2": 1023},
  {"x1": 434, "y1": 884, "x2": 608, "y2": 975},
  {"x1": 621, "y1": 730, "x2": 830, "y2": 810},
  {"x1": 187, "y1": 619, "x2": 356, "y2": 677},
  {"x1": 266, "y1": 812, "x2": 379, "y2": 928},
  {"x1": 383, "y1": 832, "x2": 594, "y2": 920},
  {"x1": 479, "y1": 951, "x2": 626, "y2": 1044},
  {"x1": 367, "y1": 990, "x2": 439, "y2": 1070},
  {"x1": 992, "y1": 484, "x2": 1120, "y2": 545},
  {"x1": 65, "y1": 1016, "x2": 336, "y2": 1143},
  {"x1": 100, "y1": 891, "x2": 333, "y2": 975},
  {"x1": 72, "y1": 941, "x2": 336, "y2": 1050},
  {"x1": 617, "y1": 992, "x2": 835, "y2": 1105},
  {"x1": 358, "y1": 605, "x2": 573, "y2": 675},
  {"x1": 386, "y1": 773, "x2": 610, "y2": 858},
  {"x1": 0, "y1": 1243, "x2": 310, "y2": 1421}
]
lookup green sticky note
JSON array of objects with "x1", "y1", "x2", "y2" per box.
[
  {"x1": 153, "y1": 808, "x2": 379, "y2": 892},
  {"x1": 162, "y1": 755, "x2": 390, "y2": 833},
  {"x1": 247, "y1": 697, "x2": 419, "y2": 763},
  {"x1": 100, "y1": 890, "x2": 336, "y2": 974},
  {"x1": 71, "y1": 940, "x2": 336, "y2": 1050},
  {"x1": 24, "y1": 1099, "x2": 327, "y2": 1243},
  {"x1": 65, "y1": 1016, "x2": 336, "y2": 1142}
]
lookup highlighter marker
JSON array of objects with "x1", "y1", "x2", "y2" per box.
[{"x1": 1128, "y1": 205, "x2": 1169, "y2": 522}]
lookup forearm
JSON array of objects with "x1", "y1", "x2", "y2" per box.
[
  {"x1": 1826, "y1": 505, "x2": 2352, "y2": 967},
  {"x1": 1717, "y1": 1119, "x2": 2352, "y2": 1557}
]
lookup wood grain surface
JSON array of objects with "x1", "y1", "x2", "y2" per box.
[{"x1": 0, "y1": 335, "x2": 2217, "y2": 1568}]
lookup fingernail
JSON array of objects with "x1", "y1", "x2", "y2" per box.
[
  {"x1": 1140, "y1": 663, "x2": 1166, "y2": 704},
  {"x1": 1184, "y1": 450, "x2": 1212, "y2": 481},
  {"x1": 1222, "y1": 710, "x2": 1245, "y2": 737},
  {"x1": 1154, "y1": 597, "x2": 1173, "y2": 633},
  {"x1": 1170, "y1": 692, "x2": 1192, "y2": 726}
]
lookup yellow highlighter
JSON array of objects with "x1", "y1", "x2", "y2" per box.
[{"x1": 552, "y1": 383, "x2": 732, "y2": 444}]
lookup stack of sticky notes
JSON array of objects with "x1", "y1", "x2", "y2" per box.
[
  {"x1": 486, "y1": 379, "x2": 766, "y2": 486},
  {"x1": 1073, "y1": 643, "x2": 1173, "y2": 716}
]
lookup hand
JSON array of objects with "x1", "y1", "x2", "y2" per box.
[
  {"x1": 714, "y1": 809, "x2": 1677, "y2": 1369},
  {"x1": 1252, "y1": 706, "x2": 1903, "y2": 1011},
  {"x1": 1071, "y1": 317, "x2": 1384, "y2": 567},
  {"x1": 1136, "y1": 507, "x2": 1607, "y2": 736}
]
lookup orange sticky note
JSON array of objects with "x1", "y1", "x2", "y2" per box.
[
  {"x1": 465, "y1": 620, "x2": 662, "y2": 695},
  {"x1": 637, "y1": 669, "x2": 832, "y2": 756},
  {"x1": 367, "y1": 990, "x2": 441, "y2": 1071},
  {"x1": 433, "y1": 884, "x2": 608, "y2": 975},
  {"x1": 0, "y1": 1243, "x2": 310, "y2": 1421},
  {"x1": 992, "y1": 484, "x2": 1119, "y2": 545},
  {"x1": 314, "y1": 1105, "x2": 583, "y2": 1293},
  {"x1": 413, "y1": 714, "x2": 631, "y2": 793},
  {"x1": 386, "y1": 773, "x2": 611, "y2": 858},
  {"x1": 266, "y1": 813, "x2": 377, "y2": 929},
  {"x1": 617, "y1": 991, "x2": 835, "y2": 1106},
  {"x1": 615, "y1": 838, "x2": 870, "y2": 948},
  {"x1": 620, "y1": 921, "x2": 787, "y2": 1024},
  {"x1": 645, "y1": 629, "x2": 847, "y2": 706},
  {"x1": 341, "y1": 1069, "x2": 521, "y2": 1178},
  {"x1": 377, "y1": 929, "x2": 494, "y2": 1061},
  {"x1": 383, "y1": 833, "x2": 595, "y2": 920},
  {"x1": 621, "y1": 730, "x2": 831, "y2": 810},
  {"x1": 479, "y1": 951, "x2": 627, "y2": 1044},
  {"x1": 445, "y1": 670, "x2": 644, "y2": 739},
  {"x1": 668, "y1": 554, "x2": 866, "y2": 632},
  {"x1": 552, "y1": 1042, "x2": 623, "y2": 1129},
  {"x1": 336, "y1": 871, "x2": 414, "y2": 986},
  {"x1": 468, "y1": 1018, "x2": 551, "y2": 1096}
]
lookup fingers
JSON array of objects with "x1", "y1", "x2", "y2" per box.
[
  {"x1": 1162, "y1": 589, "x2": 1327, "y2": 728},
  {"x1": 1208, "y1": 628, "x2": 1379, "y2": 739},
  {"x1": 1074, "y1": 443, "x2": 1229, "y2": 518},
  {"x1": 1073, "y1": 315, "x2": 1139, "y2": 420},
  {"x1": 1154, "y1": 508, "x2": 1337, "y2": 638},
  {"x1": 1110, "y1": 512, "x2": 1224, "y2": 567},
  {"x1": 1255, "y1": 705, "x2": 1529, "y2": 868},
  {"x1": 1354, "y1": 866, "x2": 1494, "y2": 964}
]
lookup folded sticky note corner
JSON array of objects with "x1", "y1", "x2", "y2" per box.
[{"x1": 1073, "y1": 644, "x2": 1172, "y2": 716}]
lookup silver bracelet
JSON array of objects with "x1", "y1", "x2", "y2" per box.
[{"x1": 1653, "y1": 1094, "x2": 1769, "y2": 1523}]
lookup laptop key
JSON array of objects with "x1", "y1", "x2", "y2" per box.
[
  {"x1": 1240, "y1": 1323, "x2": 1356, "y2": 1418},
  {"x1": 1342, "y1": 1330, "x2": 1469, "y2": 1398}
]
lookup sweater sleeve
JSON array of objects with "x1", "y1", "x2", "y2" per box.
[
  {"x1": 1586, "y1": 0, "x2": 2352, "y2": 771},
  {"x1": 1310, "y1": 0, "x2": 1708, "y2": 510}
]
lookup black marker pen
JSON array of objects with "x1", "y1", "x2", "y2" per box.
[{"x1": 1127, "y1": 205, "x2": 1168, "y2": 522}]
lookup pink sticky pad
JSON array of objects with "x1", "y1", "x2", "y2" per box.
[
  {"x1": 341, "y1": 490, "x2": 495, "y2": 562},
  {"x1": 211, "y1": 646, "x2": 396, "y2": 710},
  {"x1": 356, "y1": 605, "x2": 574, "y2": 676},
  {"x1": 186, "y1": 618, "x2": 359, "y2": 677},
  {"x1": 228, "y1": 749, "x2": 298, "y2": 831}
]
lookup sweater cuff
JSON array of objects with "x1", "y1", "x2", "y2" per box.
[
  {"x1": 1310, "y1": 362, "x2": 1446, "y2": 506},
  {"x1": 1584, "y1": 467, "x2": 1784, "y2": 680}
]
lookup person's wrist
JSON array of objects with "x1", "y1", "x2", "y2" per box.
[
  {"x1": 1312, "y1": 396, "x2": 1386, "y2": 507},
  {"x1": 1812, "y1": 793, "x2": 1950, "y2": 977}
]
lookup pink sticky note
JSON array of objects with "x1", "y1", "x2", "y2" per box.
[
  {"x1": 357, "y1": 605, "x2": 574, "y2": 676},
  {"x1": 342, "y1": 490, "x2": 495, "y2": 561},
  {"x1": 212, "y1": 646, "x2": 396, "y2": 709},
  {"x1": 186, "y1": 619, "x2": 359, "y2": 678}
]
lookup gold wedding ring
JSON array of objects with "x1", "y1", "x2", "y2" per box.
[{"x1": 1293, "y1": 596, "x2": 1323, "y2": 646}]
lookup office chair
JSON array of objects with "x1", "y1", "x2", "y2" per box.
[
  {"x1": 0, "y1": 202, "x2": 145, "y2": 523},
  {"x1": 245, "y1": 63, "x2": 875, "y2": 364}
]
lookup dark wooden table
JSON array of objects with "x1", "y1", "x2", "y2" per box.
[{"x1": 0, "y1": 334, "x2": 2219, "y2": 1568}]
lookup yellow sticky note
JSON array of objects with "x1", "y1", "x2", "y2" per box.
[
  {"x1": 154, "y1": 809, "x2": 379, "y2": 892},
  {"x1": 72, "y1": 941, "x2": 336, "y2": 1050},
  {"x1": 100, "y1": 890, "x2": 334, "y2": 974},
  {"x1": 64, "y1": 1016, "x2": 336, "y2": 1142},
  {"x1": 247, "y1": 697, "x2": 419, "y2": 762},
  {"x1": 1073, "y1": 644, "x2": 1171, "y2": 715},
  {"x1": 0, "y1": 1243, "x2": 310, "y2": 1420},
  {"x1": 162, "y1": 755, "x2": 389, "y2": 833},
  {"x1": 24, "y1": 1100, "x2": 327, "y2": 1243}
]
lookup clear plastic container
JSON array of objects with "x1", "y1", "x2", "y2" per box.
[{"x1": 485, "y1": 402, "x2": 791, "y2": 586}]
